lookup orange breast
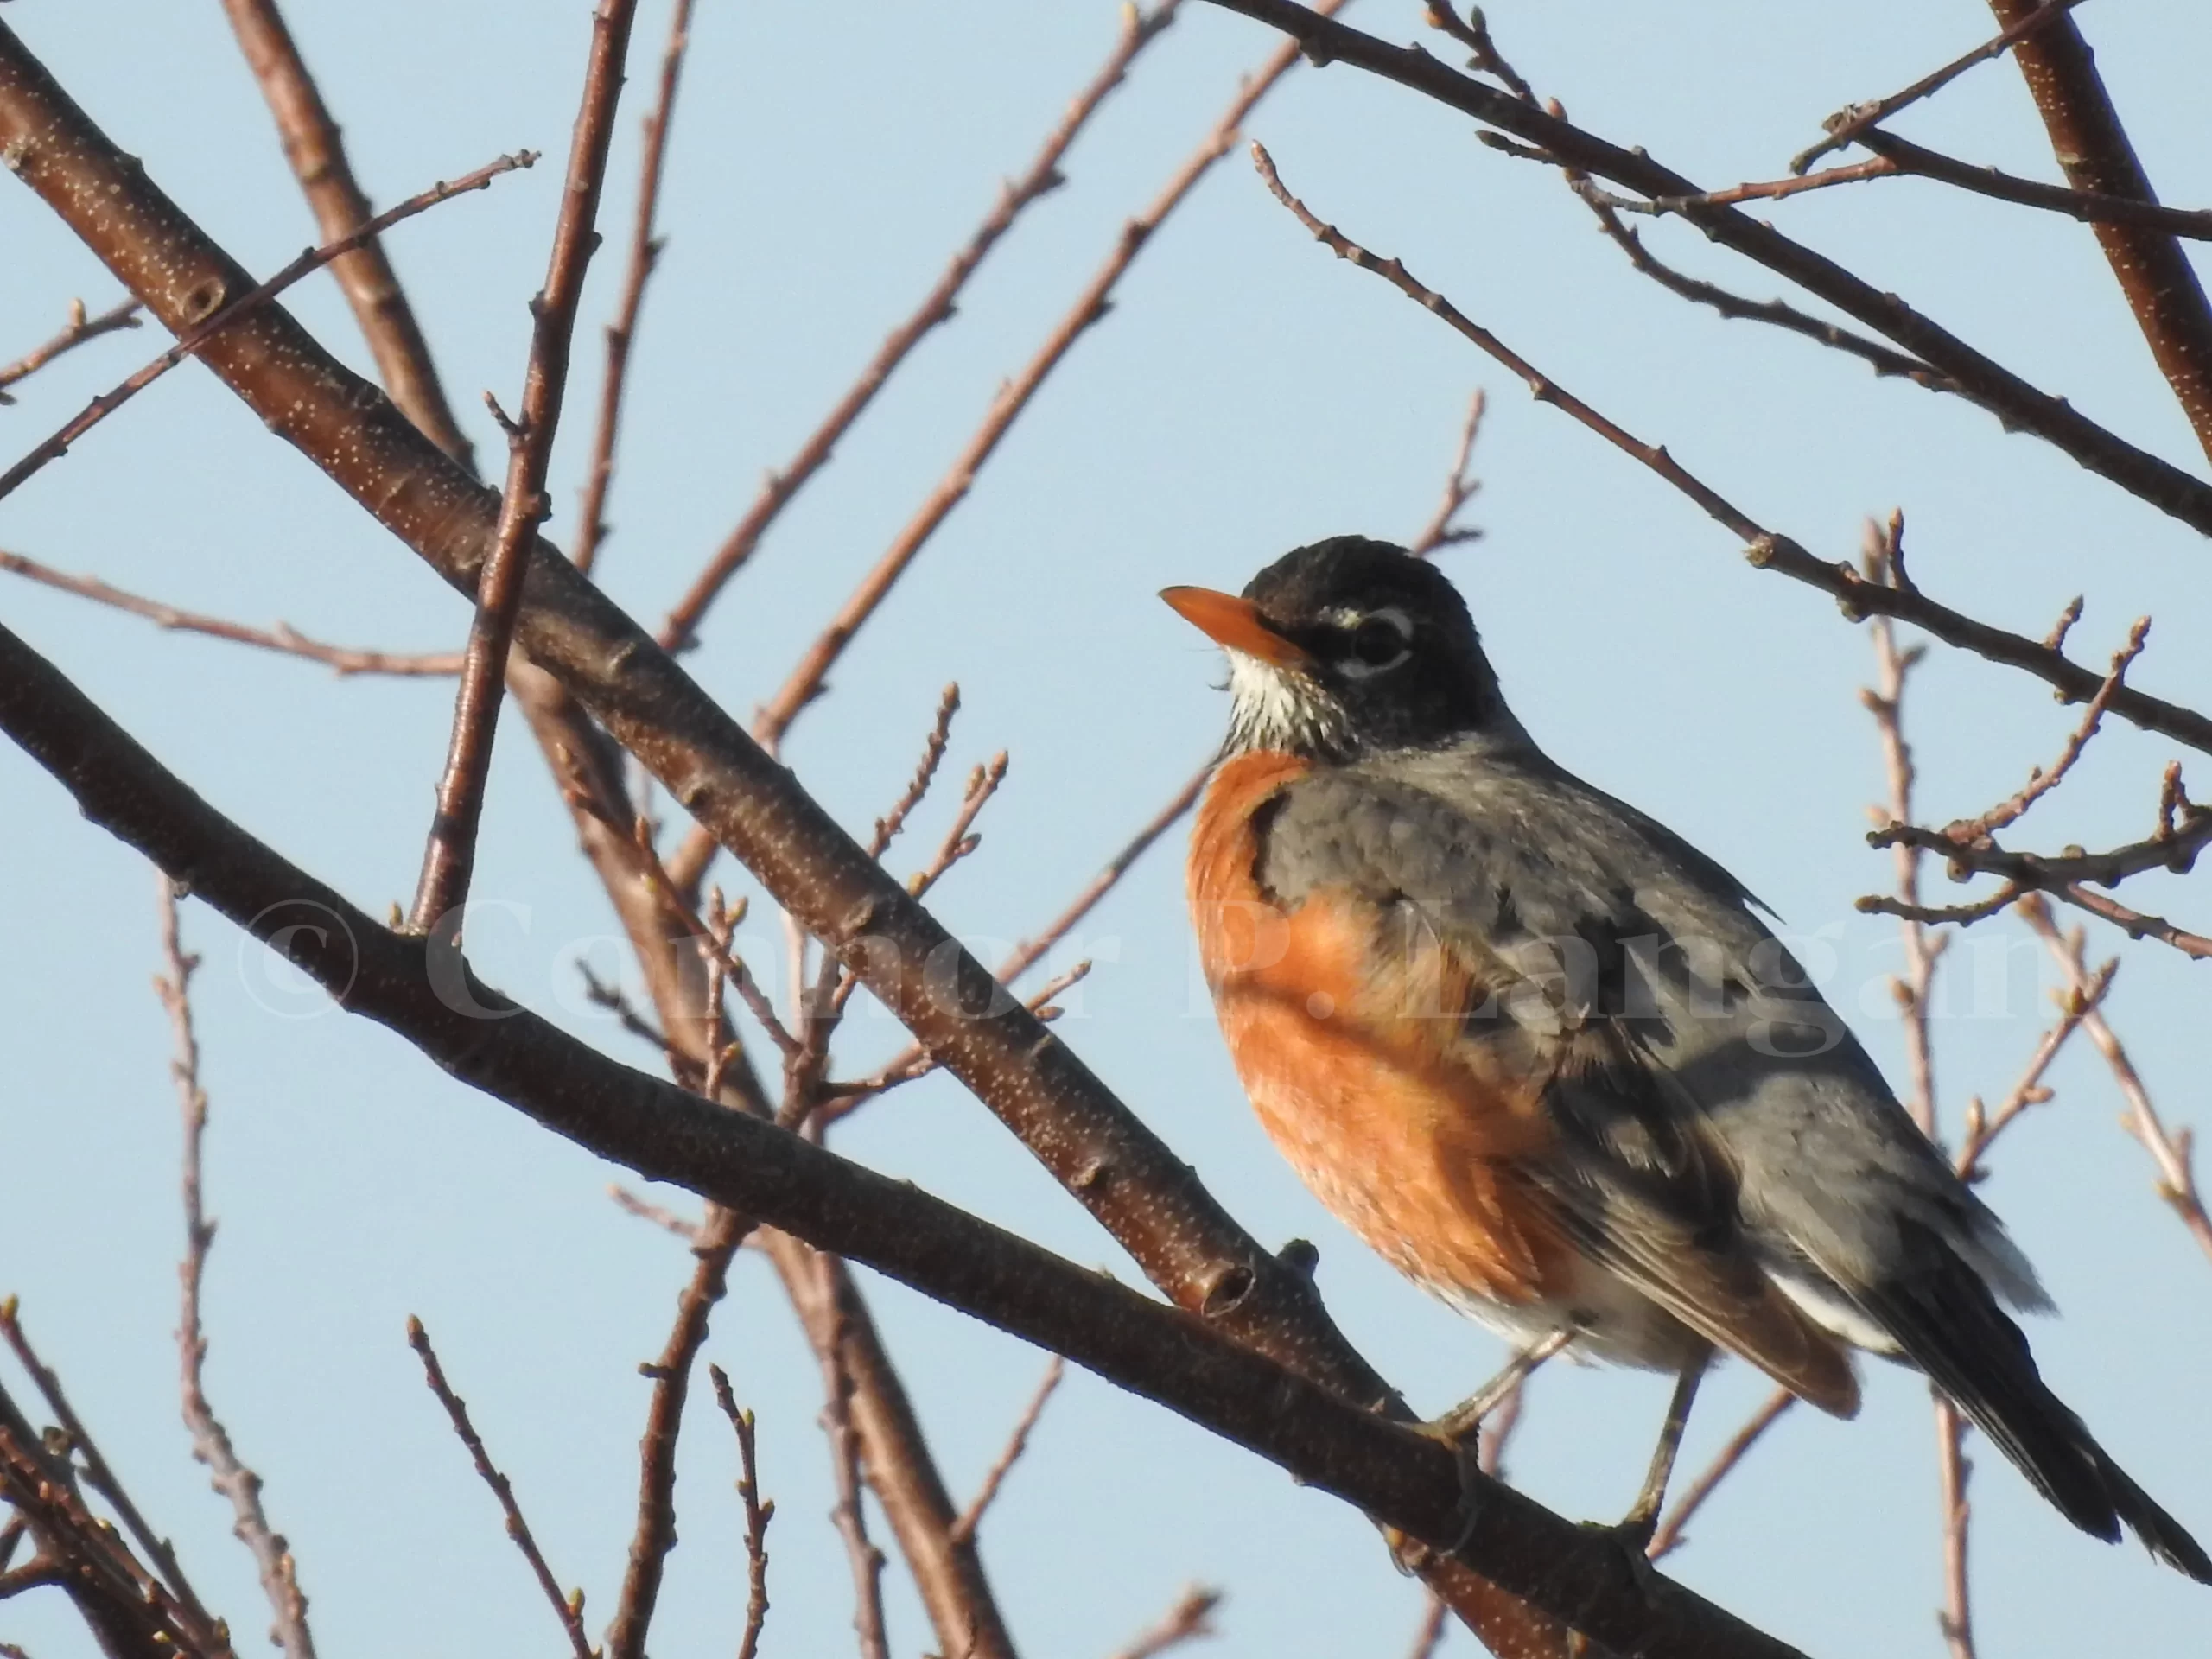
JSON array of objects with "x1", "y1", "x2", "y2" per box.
[{"x1": 1188, "y1": 752, "x2": 1566, "y2": 1307}]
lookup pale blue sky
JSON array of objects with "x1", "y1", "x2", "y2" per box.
[{"x1": 3, "y1": 3, "x2": 2209, "y2": 1655}]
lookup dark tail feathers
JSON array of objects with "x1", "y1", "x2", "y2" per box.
[{"x1": 1859, "y1": 1239, "x2": 2210, "y2": 1584}]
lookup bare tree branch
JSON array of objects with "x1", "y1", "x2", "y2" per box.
[
  {"x1": 1791, "y1": 0, "x2": 2090, "y2": 174},
  {"x1": 1198, "y1": 0, "x2": 2212, "y2": 536},
  {"x1": 0, "y1": 548, "x2": 463, "y2": 675},
  {"x1": 708, "y1": 1365, "x2": 773, "y2": 1659},
  {"x1": 1981, "y1": 0, "x2": 2212, "y2": 466},
  {"x1": 159, "y1": 883, "x2": 316, "y2": 1659},
  {"x1": 572, "y1": 0, "x2": 697, "y2": 576},
  {"x1": 0, "y1": 611, "x2": 1810, "y2": 1659},
  {"x1": 404, "y1": 1318, "x2": 592, "y2": 1659},
  {"x1": 0, "y1": 296, "x2": 140, "y2": 403},
  {"x1": 406, "y1": 0, "x2": 639, "y2": 931},
  {"x1": 217, "y1": 0, "x2": 478, "y2": 468},
  {"x1": 0, "y1": 148, "x2": 535, "y2": 506}
]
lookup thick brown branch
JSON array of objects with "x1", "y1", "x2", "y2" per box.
[
  {"x1": 0, "y1": 41, "x2": 1753, "y2": 1650},
  {"x1": 0, "y1": 616, "x2": 1807, "y2": 1659},
  {"x1": 1984, "y1": 0, "x2": 2212, "y2": 465}
]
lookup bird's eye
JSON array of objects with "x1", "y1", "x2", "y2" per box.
[{"x1": 1337, "y1": 609, "x2": 1413, "y2": 677}]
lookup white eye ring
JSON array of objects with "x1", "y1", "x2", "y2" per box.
[{"x1": 1334, "y1": 607, "x2": 1414, "y2": 678}]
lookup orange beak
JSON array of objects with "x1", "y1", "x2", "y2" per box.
[{"x1": 1160, "y1": 586, "x2": 1310, "y2": 668}]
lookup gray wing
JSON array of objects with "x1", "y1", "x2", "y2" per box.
[{"x1": 1258, "y1": 742, "x2": 2050, "y2": 1329}]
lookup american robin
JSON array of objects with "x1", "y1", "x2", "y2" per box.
[{"x1": 1165, "y1": 534, "x2": 2209, "y2": 1578}]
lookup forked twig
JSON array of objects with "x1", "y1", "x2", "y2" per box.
[{"x1": 1407, "y1": 388, "x2": 1487, "y2": 555}]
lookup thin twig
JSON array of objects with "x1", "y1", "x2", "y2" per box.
[
  {"x1": 1861, "y1": 553, "x2": 1974, "y2": 1654},
  {"x1": 219, "y1": 0, "x2": 478, "y2": 468},
  {"x1": 609, "y1": 1185, "x2": 704, "y2": 1243},
  {"x1": 811, "y1": 1257, "x2": 891, "y2": 1659},
  {"x1": 1404, "y1": 1592, "x2": 1450, "y2": 1659},
  {"x1": 1953, "y1": 951, "x2": 2115, "y2": 1181},
  {"x1": 1854, "y1": 132, "x2": 2212, "y2": 241},
  {"x1": 658, "y1": 0, "x2": 1186, "y2": 651},
  {"x1": 869, "y1": 684, "x2": 961, "y2": 859},
  {"x1": 604, "y1": 1206, "x2": 755, "y2": 1659},
  {"x1": 628, "y1": 819, "x2": 799, "y2": 1057},
  {"x1": 709, "y1": 1365, "x2": 773, "y2": 1659},
  {"x1": 573, "y1": 0, "x2": 697, "y2": 576},
  {"x1": 1934, "y1": 1399, "x2": 1975, "y2": 1659},
  {"x1": 1790, "y1": 0, "x2": 2091, "y2": 175},
  {"x1": 1421, "y1": 3, "x2": 1532, "y2": 103},
  {"x1": 1107, "y1": 1586, "x2": 1222, "y2": 1659},
  {"x1": 0, "y1": 296, "x2": 140, "y2": 402},
  {"x1": 1407, "y1": 388, "x2": 1487, "y2": 555},
  {"x1": 950, "y1": 1357, "x2": 1064, "y2": 1546},
  {"x1": 1646, "y1": 1389, "x2": 1797, "y2": 1561},
  {"x1": 1948, "y1": 620, "x2": 2149, "y2": 839},
  {"x1": 0, "y1": 150, "x2": 534, "y2": 506},
  {"x1": 0, "y1": 548, "x2": 461, "y2": 675},
  {"x1": 908, "y1": 754, "x2": 1008, "y2": 900},
  {"x1": 159, "y1": 881, "x2": 316, "y2": 1659},
  {"x1": 2020, "y1": 898, "x2": 2212, "y2": 1264},
  {"x1": 404, "y1": 1317, "x2": 591, "y2": 1659},
  {"x1": 739, "y1": 0, "x2": 1350, "y2": 760},
  {"x1": 406, "y1": 3, "x2": 639, "y2": 933}
]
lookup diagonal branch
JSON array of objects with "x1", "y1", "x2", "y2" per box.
[
  {"x1": 1981, "y1": 0, "x2": 2212, "y2": 466},
  {"x1": 217, "y1": 0, "x2": 478, "y2": 468},
  {"x1": 1791, "y1": 0, "x2": 2091, "y2": 174},
  {"x1": 0, "y1": 612, "x2": 1807, "y2": 1659},
  {"x1": 1196, "y1": 0, "x2": 2212, "y2": 537},
  {"x1": 404, "y1": 0, "x2": 639, "y2": 933},
  {"x1": 0, "y1": 147, "x2": 535, "y2": 508}
]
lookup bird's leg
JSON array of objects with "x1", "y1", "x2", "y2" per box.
[
  {"x1": 1386, "y1": 1330, "x2": 1573, "y2": 1568},
  {"x1": 1427, "y1": 1329, "x2": 1573, "y2": 1445},
  {"x1": 1614, "y1": 1344, "x2": 1712, "y2": 1549}
]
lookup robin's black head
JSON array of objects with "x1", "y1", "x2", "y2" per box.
[{"x1": 1163, "y1": 536, "x2": 1513, "y2": 760}]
